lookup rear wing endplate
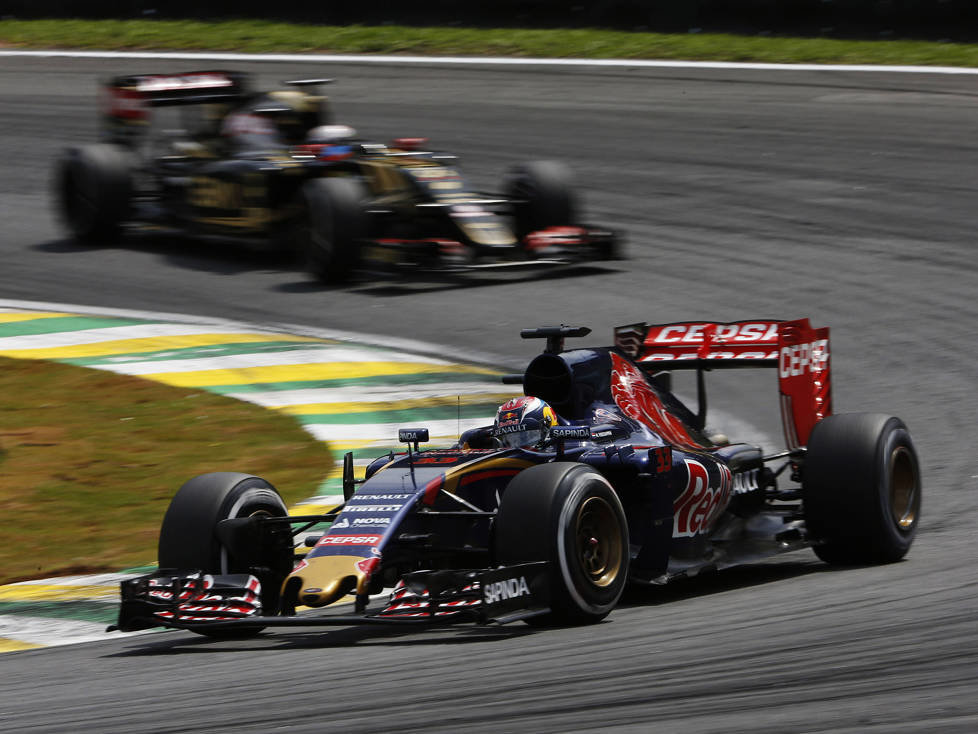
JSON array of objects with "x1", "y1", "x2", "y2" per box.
[{"x1": 614, "y1": 319, "x2": 831, "y2": 448}]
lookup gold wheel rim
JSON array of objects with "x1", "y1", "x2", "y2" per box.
[
  {"x1": 889, "y1": 446, "x2": 919, "y2": 530},
  {"x1": 575, "y1": 496, "x2": 623, "y2": 588}
]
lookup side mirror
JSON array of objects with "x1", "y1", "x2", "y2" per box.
[{"x1": 588, "y1": 423, "x2": 630, "y2": 442}]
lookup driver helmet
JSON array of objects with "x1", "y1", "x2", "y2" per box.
[
  {"x1": 306, "y1": 124, "x2": 357, "y2": 144},
  {"x1": 493, "y1": 396, "x2": 557, "y2": 448},
  {"x1": 250, "y1": 90, "x2": 321, "y2": 145}
]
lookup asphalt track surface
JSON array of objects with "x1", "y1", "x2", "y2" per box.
[{"x1": 2, "y1": 56, "x2": 977, "y2": 732}]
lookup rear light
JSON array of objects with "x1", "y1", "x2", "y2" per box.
[{"x1": 392, "y1": 137, "x2": 428, "y2": 151}]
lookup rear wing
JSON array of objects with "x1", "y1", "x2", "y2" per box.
[
  {"x1": 100, "y1": 70, "x2": 250, "y2": 143},
  {"x1": 614, "y1": 319, "x2": 831, "y2": 449}
]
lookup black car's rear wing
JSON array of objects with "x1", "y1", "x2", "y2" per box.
[
  {"x1": 105, "y1": 70, "x2": 249, "y2": 109},
  {"x1": 614, "y1": 319, "x2": 831, "y2": 449},
  {"x1": 101, "y1": 70, "x2": 250, "y2": 143}
]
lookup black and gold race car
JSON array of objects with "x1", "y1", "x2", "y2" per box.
[{"x1": 54, "y1": 70, "x2": 619, "y2": 281}]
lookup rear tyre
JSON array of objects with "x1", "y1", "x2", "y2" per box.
[
  {"x1": 55, "y1": 144, "x2": 132, "y2": 243},
  {"x1": 803, "y1": 413, "x2": 921, "y2": 565},
  {"x1": 158, "y1": 472, "x2": 289, "y2": 637},
  {"x1": 298, "y1": 177, "x2": 367, "y2": 283},
  {"x1": 495, "y1": 463, "x2": 628, "y2": 625},
  {"x1": 504, "y1": 160, "x2": 577, "y2": 241},
  {"x1": 596, "y1": 232, "x2": 625, "y2": 262}
]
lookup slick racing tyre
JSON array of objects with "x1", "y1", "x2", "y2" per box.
[
  {"x1": 505, "y1": 160, "x2": 577, "y2": 241},
  {"x1": 803, "y1": 413, "x2": 921, "y2": 565},
  {"x1": 55, "y1": 144, "x2": 132, "y2": 243},
  {"x1": 495, "y1": 463, "x2": 629, "y2": 625},
  {"x1": 299, "y1": 177, "x2": 367, "y2": 283},
  {"x1": 595, "y1": 231, "x2": 625, "y2": 262},
  {"x1": 158, "y1": 472, "x2": 289, "y2": 636}
]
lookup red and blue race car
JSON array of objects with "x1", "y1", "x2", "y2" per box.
[{"x1": 113, "y1": 318, "x2": 920, "y2": 636}]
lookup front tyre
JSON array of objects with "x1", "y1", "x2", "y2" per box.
[
  {"x1": 298, "y1": 177, "x2": 367, "y2": 283},
  {"x1": 495, "y1": 463, "x2": 629, "y2": 624},
  {"x1": 803, "y1": 413, "x2": 921, "y2": 565},
  {"x1": 55, "y1": 144, "x2": 132, "y2": 243},
  {"x1": 504, "y1": 160, "x2": 577, "y2": 241},
  {"x1": 158, "y1": 472, "x2": 289, "y2": 636}
]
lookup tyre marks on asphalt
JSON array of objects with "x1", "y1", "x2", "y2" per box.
[{"x1": 0, "y1": 307, "x2": 510, "y2": 651}]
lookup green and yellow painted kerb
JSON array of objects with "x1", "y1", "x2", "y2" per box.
[{"x1": 0, "y1": 307, "x2": 511, "y2": 650}]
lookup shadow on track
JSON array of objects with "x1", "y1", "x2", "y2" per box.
[
  {"x1": 34, "y1": 234, "x2": 296, "y2": 279},
  {"x1": 104, "y1": 619, "x2": 538, "y2": 657},
  {"x1": 274, "y1": 263, "x2": 619, "y2": 296},
  {"x1": 36, "y1": 236, "x2": 621, "y2": 294},
  {"x1": 619, "y1": 559, "x2": 824, "y2": 610}
]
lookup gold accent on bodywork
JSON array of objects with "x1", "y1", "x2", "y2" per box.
[
  {"x1": 430, "y1": 181, "x2": 462, "y2": 191},
  {"x1": 358, "y1": 160, "x2": 406, "y2": 195},
  {"x1": 460, "y1": 221, "x2": 517, "y2": 246},
  {"x1": 284, "y1": 554, "x2": 371, "y2": 608},
  {"x1": 428, "y1": 455, "x2": 536, "y2": 503},
  {"x1": 287, "y1": 456, "x2": 537, "y2": 606},
  {"x1": 196, "y1": 215, "x2": 267, "y2": 229}
]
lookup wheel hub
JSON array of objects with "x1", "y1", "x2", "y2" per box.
[
  {"x1": 575, "y1": 496, "x2": 623, "y2": 588},
  {"x1": 889, "y1": 445, "x2": 919, "y2": 530}
]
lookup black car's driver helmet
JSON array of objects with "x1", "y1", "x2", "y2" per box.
[
  {"x1": 250, "y1": 90, "x2": 325, "y2": 145},
  {"x1": 493, "y1": 396, "x2": 558, "y2": 448}
]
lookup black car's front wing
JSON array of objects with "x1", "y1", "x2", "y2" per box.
[{"x1": 359, "y1": 225, "x2": 619, "y2": 274}]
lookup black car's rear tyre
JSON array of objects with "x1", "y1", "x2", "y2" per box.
[
  {"x1": 505, "y1": 160, "x2": 577, "y2": 241},
  {"x1": 299, "y1": 177, "x2": 367, "y2": 283},
  {"x1": 595, "y1": 232, "x2": 625, "y2": 262},
  {"x1": 55, "y1": 144, "x2": 132, "y2": 243},
  {"x1": 803, "y1": 413, "x2": 921, "y2": 565},
  {"x1": 158, "y1": 472, "x2": 289, "y2": 636},
  {"x1": 495, "y1": 463, "x2": 628, "y2": 624}
]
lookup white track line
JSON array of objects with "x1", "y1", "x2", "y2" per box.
[
  {"x1": 0, "y1": 298, "x2": 512, "y2": 370},
  {"x1": 2, "y1": 49, "x2": 977, "y2": 75},
  {"x1": 0, "y1": 616, "x2": 121, "y2": 647},
  {"x1": 226, "y1": 383, "x2": 511, "y2": 407},
  {"x1": 0, "y1": 323, "x2": 278, "y2": 351},
  {"x1": 8, "y1": 573, "x2": 140, "y2": 587},
  {"x1": 97, "y1": 347, "x2": 456, "y2": 376}
]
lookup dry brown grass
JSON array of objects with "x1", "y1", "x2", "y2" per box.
[{"x1": 0, "y1": 356, "x2": 333, "y2": 583}]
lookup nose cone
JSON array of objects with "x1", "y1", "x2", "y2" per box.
[{"x1": 284, "y1": 555, "x2": 372, "y2": 608}]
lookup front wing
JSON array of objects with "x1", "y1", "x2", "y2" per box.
[
  {"x1": 360, "y1": 225, "x2": 618, "y2": 273},
  {"x1": 110, "y1": 562, "x2": 551, "y2": 633}
]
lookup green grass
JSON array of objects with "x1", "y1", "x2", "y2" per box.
[
  {"x1": 0, "y1": 356, "x2": 333, "y2": 584},
  {"x1": 1, "y1": 18, "x2": 977, "y2": 66}
]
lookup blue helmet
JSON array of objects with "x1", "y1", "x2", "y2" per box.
[{"x1": 493, "y1": 396, "x2": 558, "y2": 448}]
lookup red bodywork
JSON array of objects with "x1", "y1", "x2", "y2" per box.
[{"x1": 614, "y1": 318, "x2": 831, "y2": 448}]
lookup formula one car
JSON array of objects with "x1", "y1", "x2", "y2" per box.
[
  {"x1": 54, "y1": 70, "x2": 619, "y2": 281},
  {"x1": 112, "y1": 319, "x2": 921, "y2": 636}
]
